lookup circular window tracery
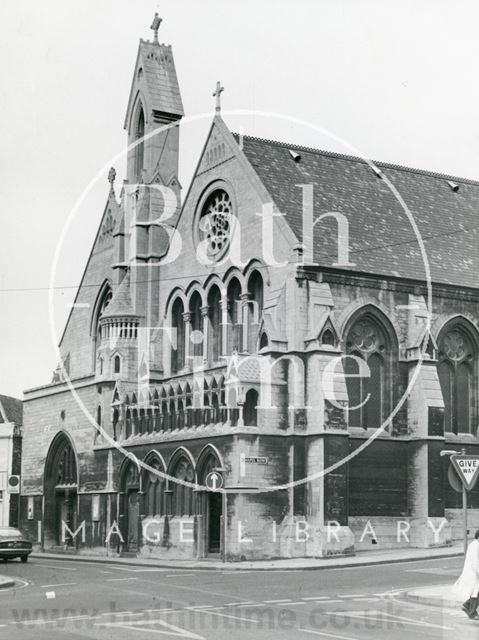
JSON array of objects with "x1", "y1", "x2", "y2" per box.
[
  {"x1": 442, "y1": 329, "x2": 470, "y2": 361},
  {"x1": 347, "y1": 318, "x2": 384, "y2": 353},
  {"x1": 198, "y1": 189, "x2": 233, "y2": 261}
]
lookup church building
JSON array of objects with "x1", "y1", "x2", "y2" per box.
[{"x1": 19, "y1": 15, "x2": 479, "y2": 560}]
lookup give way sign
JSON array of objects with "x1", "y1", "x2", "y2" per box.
[{"x1": 451, "y1": 455, "x2": 479, "y2": 490}]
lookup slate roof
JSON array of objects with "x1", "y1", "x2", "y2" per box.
[
  {"x1": 236, "y1": 135, "x2": 479, "y2": 288},
  {"x1": 0, "y1": 395, "x2": 22, "y2": 425},
  {"x1": 101, "y1": 273, "x2": 137, "y2": 319}
]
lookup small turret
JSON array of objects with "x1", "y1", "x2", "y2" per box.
[{"x1": 97, "y1": 273, "x2": 140, "y2": 380}]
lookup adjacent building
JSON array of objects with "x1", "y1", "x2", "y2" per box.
[{"x1": 0, "y1": 395, "x2": 22, "y2": 527}]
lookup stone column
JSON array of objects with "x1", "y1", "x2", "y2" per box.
[
  {"x1": 220, "y1": 299, "x2": 229, "y2": 357},
  {"x1": 237, "y1": 402, "x2": 245, "y2": 427},
  {"x1": 201, "y1": 305, "x2": 209, "y2": 364},
  {"x1": 240, "y1": 293, "x2": 251, "y2": 353},
  {"x1": 183, "y1": 311, "x2": 192, "y2": 369}
]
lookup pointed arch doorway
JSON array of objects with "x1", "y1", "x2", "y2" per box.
[
  {"x1": 198, "y1": 449, "x2": 223, "y2": 555},
  {"x1": 44, "y1": 433, "x2": 78, "y2": 548}
]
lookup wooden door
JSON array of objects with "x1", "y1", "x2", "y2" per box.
[{"x1": 127, "y1": 490, "x2": 140, "y2": 551}]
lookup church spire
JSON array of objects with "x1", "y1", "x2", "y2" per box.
[{"x1": 124, "y1": 16, "x2": 184, "y2": 184}]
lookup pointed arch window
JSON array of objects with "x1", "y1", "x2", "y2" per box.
[
  {"x1": 438, "y1": 325, "x2": 477, "y2": 434},
  {"x1": 134, "y1": 105, "x2": 145, "y2": 182},
  {"x1": 189, "y1": 292, "x2": 203, "y2": 358},
  {"x1": 207, "y1": 286, "x2": 222, "y2": 363},
  {"x1": 144, "y1": 458, "x2": 165, "y2": 517},
  {"x1": 48, "y1": 438, "x2": 77, "y2": 487},
  {"x1": 171, "y1": 457, "x2": 194, "y2": 516},
  {"x1": 244, "y1": 389, "x2": 259, "y2": 426},
  {"x1": 227, "y1": 278, "x2": 242, "y2": 353},
  {"x1": 247, "y1": 271, "x2": 263, "y2": 353},
  {"x1": 113, "y1": 354, "x2": 121, "y2": 374},
  {"x1": 171, "y1": 298, "x2": 185, "y2": 373},
  {"x1": 345, "y1": 314, "x2": 393, "y2": 429},
  {"x1": 93, "y1": 284, "x2": 112, "y2": 358}
]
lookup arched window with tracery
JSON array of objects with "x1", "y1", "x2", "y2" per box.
[
  {"x1": 344, "y1": 313, "x2": 394, "y2": 429},
  {"x1": 170, "y1": 457, "x2": 195, "y2": 517},
  {"x1": 247, "y1": 271, "x2": 263, "y2": 353},
  {"x1": 134, "y1": 104, "x2": 145, "y2": 182},
  {"x1": 171, "y1": 298, "x2": 185, "y2": 373},
  {"x1": 438, "y1": 323, "x2": 477, "y2": 434},
  {"x1": 54, "y1": 439, "x2": 77, "y2": 486},
  {"x1": 144, "y1": 458, "x2": 166, "y2": 517}
]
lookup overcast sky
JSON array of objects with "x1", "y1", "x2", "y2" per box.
[{"x1": 2, "y1": 0, "x2": 479, "y2": 399}]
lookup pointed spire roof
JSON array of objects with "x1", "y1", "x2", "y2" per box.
[
  {"x1": 100, "y1": 273, "x2": 137, "y2": 319},
  {"x1": 124, "y1": 16, "x2": 184, "y2": 130}
]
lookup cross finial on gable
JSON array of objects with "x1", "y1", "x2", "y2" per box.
[
  {"x1": 108, "y1": 167, "x2": 116, "y2": 193},
  {"x1": 150, "y1": 12, "x2": 162, "y2": 43},
  {"x1": 213, "y1": 81, "x2": 224, "y2": 113}
]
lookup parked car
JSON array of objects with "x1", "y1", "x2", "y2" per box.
[{"x1": 0, "y1": 527, "x2": 32, "y2": 562}]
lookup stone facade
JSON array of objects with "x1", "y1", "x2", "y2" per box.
[{"x1": 19, "y1": 18, "x2": 479, "y2": 560}]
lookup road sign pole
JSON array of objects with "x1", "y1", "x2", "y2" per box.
[
  {"x1": 222, "y1": 491, "x2": 227, "y2": 564},
  {"x1": 449, "y1": 449, "x2": 479, "y2": 556}
]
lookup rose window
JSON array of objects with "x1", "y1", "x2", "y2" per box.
[{"x1": 198, "y1": 190, "x2": 232, "y2": 260}]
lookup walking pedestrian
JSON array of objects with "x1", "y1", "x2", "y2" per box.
[{"x1": 452, "y1": 529, "x2": 479, "y2": 618}]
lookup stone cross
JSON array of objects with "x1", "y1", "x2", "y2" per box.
[
  {"x1": 150, "y1": 12, "x2": 162, "y2": 43},
  {"x1": 108, "y1": 167, "x2": 116, "y2": 184},
  {"x1": 213, "y1": 81, "x2": 224, "y2": 113},
  {"x1": 108, "y1": 167, "x2": 116, "y2": 191}
]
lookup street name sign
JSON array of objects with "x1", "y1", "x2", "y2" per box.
[
  {"x1": 451, "y1": 455, "x2": 479, "y2": 491},
  {"x1": 205, "y1": 471, "x2": 223, "y2": 491}
]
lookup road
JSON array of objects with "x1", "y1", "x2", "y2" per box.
[{"x1": 0, "y1": 555, "x2": 476, "y2": 639}]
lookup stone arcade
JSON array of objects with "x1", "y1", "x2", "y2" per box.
[{"x1": 20, "y1": 15, "x2": 479, "y2": 560}]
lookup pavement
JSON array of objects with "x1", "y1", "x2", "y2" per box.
[
  {"x1": 406, "y1": 583, "x2": 463, "y2": 609},
  {"x1": 26, "y1": 542, "x2": 464, "y2": 571}
]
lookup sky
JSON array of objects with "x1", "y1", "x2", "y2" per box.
[{"x1": 2, "y1": 0, "x2": 479, "y2": 399}]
